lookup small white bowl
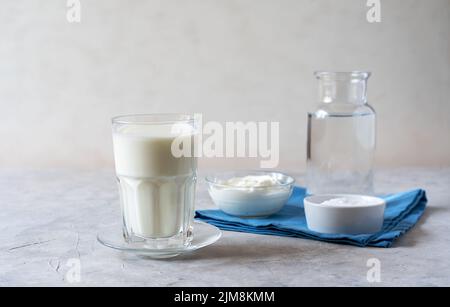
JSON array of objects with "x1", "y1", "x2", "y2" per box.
[
  {"x1": 206, "y1": 171, "x2": 295, "y2": 217},
  {"x1": 304, "y1": 194, "x2": 385, "y2": 234}
]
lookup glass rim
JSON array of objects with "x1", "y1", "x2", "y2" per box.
[
  {"x1": 314, "y1": 71, "x2": 371, "y2": 80},
  {"x1": 112, "y1": 113, "x2": 195, "y2": 125}
]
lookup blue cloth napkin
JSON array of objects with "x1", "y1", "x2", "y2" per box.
[{"x1": 195, "y1": 186, "x2": 427, "y2": 247}]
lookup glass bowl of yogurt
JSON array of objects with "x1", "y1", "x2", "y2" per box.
[{"x1": 205, "y1": 171, "x2": 295, "y2": 217}]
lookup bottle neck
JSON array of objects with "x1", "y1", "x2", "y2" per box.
[{"x1": 316, "y1": 71, "x2": 370, "y2": 105}]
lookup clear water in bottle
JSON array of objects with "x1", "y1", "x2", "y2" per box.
[
  {"x1": 307, "y1": 112, "x2": 375, "y2": 195},
  {"x1": 306, "y1": 71, "x2": 376, "y2": 195}
]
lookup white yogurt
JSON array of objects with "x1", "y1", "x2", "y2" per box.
[
  {"x1": 218, "y1": 175, "x2": 280, "y2": 189},
  {"x1": 320, "y1": 196, "x2": 381, "y2": 207},
  {"x1": 208, "y1": 174, "x2": 294, "y2": 217}
]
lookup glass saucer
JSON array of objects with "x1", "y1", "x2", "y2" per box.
[{"x1": 97, "y1": 221, "x2": 222, "y2": 259}]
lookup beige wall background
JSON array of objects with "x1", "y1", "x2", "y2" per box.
[{"x1": 0, "y1": 0, "x2": 449, "y2": 172}]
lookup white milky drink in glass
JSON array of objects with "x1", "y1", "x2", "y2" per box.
[{"x1": 112, "y1": 114, "x2": 197, "y2": 248}]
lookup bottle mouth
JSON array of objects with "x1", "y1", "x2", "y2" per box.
[
  {"x1": 314, "y1": 71, "x2": 371, "y2": 81},
  {"x1": 314, "y1": 71, "x2": 370, "y2": 104}
]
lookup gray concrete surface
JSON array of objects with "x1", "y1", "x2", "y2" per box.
[{"x1": 0, "y1": 168, "x2": 449, "y2": 286}]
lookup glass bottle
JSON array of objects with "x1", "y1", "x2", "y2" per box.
[{"x1": 306, "y1": 71, "x2": 376, "y2": 195}]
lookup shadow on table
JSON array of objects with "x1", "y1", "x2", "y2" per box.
[
  {"x1": 118, "y1": 240, "x2": 310, "y2": 263},
  {"x1": 121, "y1": 206, "x2": 445, "y2": 263},
  {"x1": 394, "y1": 205, "x2": 446, "y2": 248},
  {"x1": 173, "y1": 238, "x2": 317, "y2": 261}
]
